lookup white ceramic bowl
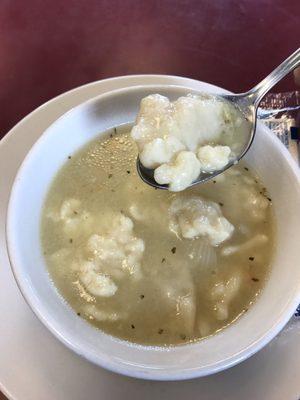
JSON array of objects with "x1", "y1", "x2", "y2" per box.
[{"x1": 6, "y1": 83, "x2": 300, "y2": 381}]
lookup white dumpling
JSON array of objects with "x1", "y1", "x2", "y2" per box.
[
  {"x1": 87, "y1": 213, "x2": 145, "y2": 279},
  {"x1": 154, "y1": 151, "x2": 201, "y2": 192},
  {"x1": 139, "y1": 136, "x2": 185, "y2": 169},
  {"x1": 211, "y1": 272, "x2": 242, "y2": 320},
  {"x1": 79, "y1": 260, "x2": 118, "y2": 297},
  {"x1": 169, "y1": 196, "x2": 234, "y2": 246},
  {"x1": 197, "y1": 145, "x2": 231, "y2": 172},
  {"x1": 83, "y1": 304, "x2": 122, "y2": 322},
  {"x1": 52, "y1": 198, "x2": 93, "y2": 237}
]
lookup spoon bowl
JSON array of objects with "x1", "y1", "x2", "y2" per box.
[{"x1": 137, "y1": 48, "x2": 300, "y2": 189}]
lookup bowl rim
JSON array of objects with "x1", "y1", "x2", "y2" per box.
[{"x1": 6, "y1": 82, "x2": 300, "y2": 380}]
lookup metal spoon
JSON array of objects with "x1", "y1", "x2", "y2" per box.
[{"x1": 137, "y1": 47, "x2": 300, "y2": 190}]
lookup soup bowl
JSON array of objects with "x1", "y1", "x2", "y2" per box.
[{"x1": 6, "y1": 83, "x2": 300, "y2": 380}]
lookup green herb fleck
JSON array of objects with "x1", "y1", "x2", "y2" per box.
[
  {"x1": 114, "y1": 127, "x2": 117, "y2": 134},
  {"x1": 180, "y1": 334, "x2": 186, "y2": 340},
  {"x1": 68, "y1": 155, "x2": 72, "y2": 159},
  {"x1": 244, "y1": 167, "x2": 249, "y2": 171},
  {"x1": 171, "y1": 247, "x2": 176, "y2": 254},
  {"x1": 69, "y1": 238, "x2": 73, "y2": 243},
  {"x1": 161, "y1": 258, "x2": 166, "y2": 263},
  {"x1": 108, "y1": 173, "x2": 113, "y2": 178}
]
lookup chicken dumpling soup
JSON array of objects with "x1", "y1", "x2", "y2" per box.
[{"x1": 41, "y1": 125, "x2": 274, "y2": 346}]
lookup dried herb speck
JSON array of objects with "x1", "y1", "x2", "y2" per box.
[
  {"x1": 140, "y1": 294, "x2": 145, "y2": 299},
  {"x1": 249, "y1": 256, "x2": 254, "y2": 261},
  {"x1": 68, "y1": 155, "x2": 72, "y2": 159},
  {"x1": 267, "y1": 197, "x2": 272, "y2": 202},
  {"x1": 158, "y1": 329, "x2": 164, "y2": 334},
  {"x1": 127, "y1": 170, "x2": 131, "y2": 174},
  {"x1": 77, "y1": 312, "x2": 81, "y2": 316},
  {"x1": 213, "y1": 180, "x2": 216, "y2": 184},
  {"x1": 244, "y1": 167, "x2": 249, "y2": 171},
  {"x1": 180, "y1": 334, "x2": 186, "y2": 340},
  {"x1": 161, "y1": 258, "x2": 166, "y2": 263},
  {"x1": 69, "y1": 238, "x2": 73, "y2": 243},
  {"x1": 114, "y1": 127, "x2": 117, "y2": 134},
  {"x1": 219, "y1": 202, "x2": 224, "y2": 207},
  {"x1": 252, "y1": 277, "x2": 259, "y2": 282},
  {"x1": 73, "y1": 211, "x2": 78, "y2": 215},
  {"x1": 108, "y1": 173, "x2": 113, "y2": 178},
  {"x1": 131, "y1": 324, "x2": 135, "y2": 329},
  {"x1": 171, "y1": 247, "x2": 176, "y2": 254}
]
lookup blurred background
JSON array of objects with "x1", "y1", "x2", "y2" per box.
[{"x1": 0, "y1": 0, "x2": 299, "y2": 139}]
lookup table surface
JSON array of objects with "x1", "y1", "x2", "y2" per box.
[{"x1": 0, "y1": 1, "x2": 299, "y2": 399}]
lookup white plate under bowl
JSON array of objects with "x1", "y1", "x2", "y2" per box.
[{"x1": 1, "y1": 75, "x2": 300, "y2": 399}]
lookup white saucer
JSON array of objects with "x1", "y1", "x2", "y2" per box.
[{"x1": 1, "y1": 75, "x2": 299, "y2": 400}]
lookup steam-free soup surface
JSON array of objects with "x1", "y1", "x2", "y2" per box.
[{"x1": 41, "y1": 125, "x2": 274, "y2": 346}]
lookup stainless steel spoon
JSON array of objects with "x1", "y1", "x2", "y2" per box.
[{"x1": 137, "y1": 47, "x2": 300, "y2": 190}]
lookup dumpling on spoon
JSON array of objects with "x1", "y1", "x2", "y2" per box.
[{"x1": 131, "y1": 93, "x2": 245, "y2": 191}]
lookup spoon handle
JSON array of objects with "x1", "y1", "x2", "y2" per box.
[{"x1": 248, "y1": 47, "x2": 300, "y2": 106}]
